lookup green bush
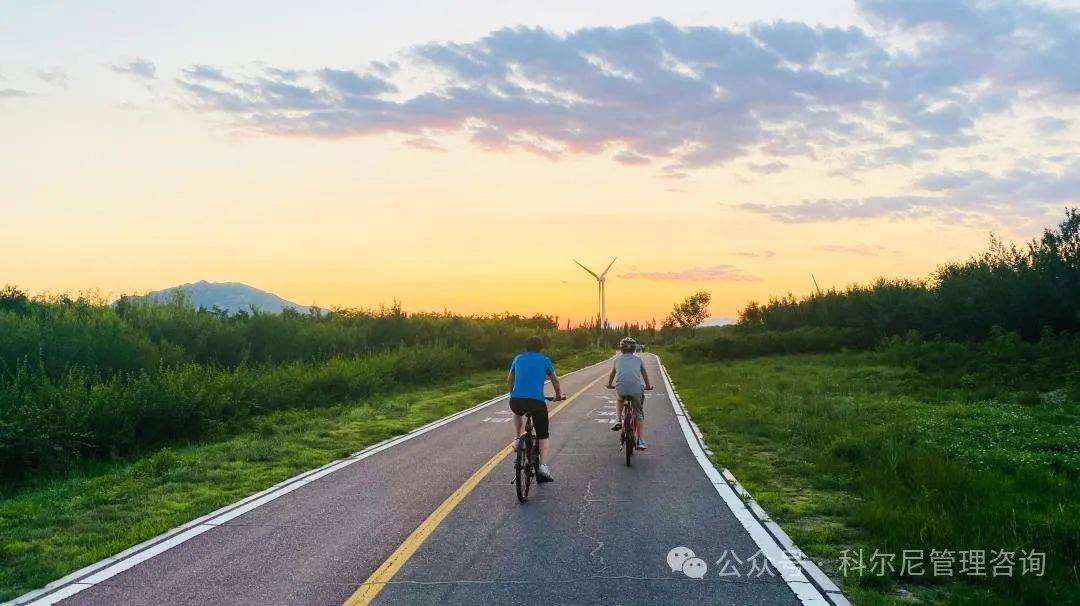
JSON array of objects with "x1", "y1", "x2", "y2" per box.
[
  {"x1": 677, "y1": 326, "x2": 865, "y2": 361},
  {"x1": 0, "y1": 292, "x2": 600, "y2": 482},
  {"x1": 738, "y1": 209, "x2": 1080, "y2": 343},
  {"x1": 0, "y1": 346, "x2": 481, "y2": 480},
  {"x1": 878, "y1": 327, "x2": 1080, "y2": 394}
]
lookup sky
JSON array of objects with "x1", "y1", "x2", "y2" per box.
[{"x1": 2, "y1": 0, "x2": 1078, "y2": 325}]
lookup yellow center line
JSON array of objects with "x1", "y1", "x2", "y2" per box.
[{"x1": 343, "y1": 373, "x2": 605, "y2": 606}]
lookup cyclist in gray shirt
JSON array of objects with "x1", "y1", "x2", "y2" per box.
[{"x1": 606, "y1": 337, "x2": 653, "y2": 449}]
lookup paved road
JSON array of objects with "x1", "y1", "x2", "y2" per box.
[{"x1": 48, "y1": 355, "x2": 805, "y2": 605}]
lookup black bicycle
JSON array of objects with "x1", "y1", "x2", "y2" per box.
[{"x1": 514, "y1": 395, "x2": 561, "y2": 503}]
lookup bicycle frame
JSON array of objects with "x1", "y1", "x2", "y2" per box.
[
  {"x1": 619, "y1": 395, "x2": 637, "y2": 466},
  {"x1": 515, "y1": 412, "x2": 541, "y2": 502}
]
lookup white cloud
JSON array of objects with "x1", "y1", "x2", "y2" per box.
[
  {"x1": 816, "y1": 243, "x2": 899, "y2": 255},
  {"x1": 1033, "y1": 116, "x2": 1070, "y2": 136},
  {"x1": 0, "y1": 89, "x2": 33, "y2": 99},
  {"x1": 747, "y1": 161, "x2": 787, "y2": 174},
  {"x1": 403, "y1": 136, "x2": 446, "y2": 152},
  {"x1": 619, "y1": 264, "x2": 760, "y2": 281},
  {"x1": 36, "y1": 67, "x2": 67, "y2": 88},
  {"x1": 613, "y1": 149, "x2": 650, "y2": 165},
  {"x1": 739, "y1": 195, "x2": 938, "y2": 223},
  {"x1": 740, "y1": 159, "x2": 1080, "y2": 223},
  {"x1": 176, "y1": 2, "x2": 1078, "y2": 176},
  {"x1": 108, "y1": 59, "x2": 157, "y2": 80},
  {"x1": 165, "y1": 2, "x2": 1078, "y2": 225}
]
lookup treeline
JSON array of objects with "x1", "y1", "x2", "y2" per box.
[
  {"x1": 738, "y1": 209, "x2": 1080, "y2": 343},
  {"x1": 0, "y1": 291, "x2": 596, "y2": 482}
]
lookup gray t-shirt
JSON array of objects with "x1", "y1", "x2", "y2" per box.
[{"x1": 613, "y1": 353, "x2": 645, "y2": 394}]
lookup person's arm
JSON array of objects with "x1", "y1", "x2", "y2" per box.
[
  {"x1": 640, "y1": 362, "x2": 653, "y2": 390},
  {"x1": 548, "y1": 371, "x2": 564, "y2": 400},
  {"x1": 546, "y1": 359, "x2": 563, "y2": 400},
  {"x1": 606, "y1": 368, "x2": 616, "y2": 388},
  {"x1": 508, "y1": 368, "x2": 516, "y2": 393}
]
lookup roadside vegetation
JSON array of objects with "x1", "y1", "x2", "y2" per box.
[
  {"x1": 737, "y1": 208, "x2": 1080, "y2": 344},
  {"x1": 663, "y1": 210, "x2": 1080, "y2": 605},
  {"x1": 0, "y1": 293, "x2": 598, "y2": 483},
  {"x1": 0, "y1": 291, "x2": 609, "y2": 600}
]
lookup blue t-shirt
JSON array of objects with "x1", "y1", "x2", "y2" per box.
[{"x1": 509, "y1": 352, "x2": 555, "y2": 402}]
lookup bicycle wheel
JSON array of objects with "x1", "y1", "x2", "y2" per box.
[
  {"x1": 623, "y1": 410, "x2": 635, "y2": 467},
  {"x1": 531, "y1": 439, "x2": 541, "y2": 478},
  {"x1": 515, "y1": 433, "x2": 532, "y2": 502}
]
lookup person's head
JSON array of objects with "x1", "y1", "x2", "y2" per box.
[
  {"x1": 525, "y1": 335, "x2": 544, "y2": 352},
  {"x1": 619, "y1": 337, "x2": 637, "y2": 354}
]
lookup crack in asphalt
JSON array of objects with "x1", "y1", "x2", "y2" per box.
[{"x1": 575, "y1": 480, "x2": 606, "y2": 571}]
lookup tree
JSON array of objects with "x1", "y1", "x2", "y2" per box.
[{"x1": 664, "y1": 291, "x2": 712, "y2": 333}]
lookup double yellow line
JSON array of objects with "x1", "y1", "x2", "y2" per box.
[{"x1": 343, "y1": 374, "x2": 603, "y2": 606}]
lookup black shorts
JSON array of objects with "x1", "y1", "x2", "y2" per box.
[{"x1": 509, "y1": 398, "x2": 550, "y2": 439}]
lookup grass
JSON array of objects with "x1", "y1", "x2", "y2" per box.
[
  {"x1": 660, "y1": 348, "x2": 1079, "y2": 606},
  {"x1": 0, "y1": 349, "x2": 609, "y2": 602}
]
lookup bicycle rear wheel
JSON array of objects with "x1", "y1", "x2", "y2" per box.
[
  {"x1": 515, "y1": 433, "x2": 532, "y2": 502},
  {"x1": 623, "y1": 409, "x2": 635, "y2": 467}
]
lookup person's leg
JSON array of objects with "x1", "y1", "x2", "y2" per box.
[
  {"x1": 533, "y1": 401, "x2": 554, "y2": 482},
  {"x1": 509, "y1": 399, "x2": 525, "y2": 444},
  {"x1": 612, "y1": 397, "x2": 624, "y2": 430},
  {"x1": 534, "y1": 402, "x2": 550, "y2": 462},
  {"x1": 633, "y1": 393, "x2": 647, "y2": 447},
  {"x1": 513, "y1": 413, "x2": 523, "y2": 440}
]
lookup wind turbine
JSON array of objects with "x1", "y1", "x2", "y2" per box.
[{"x1": 574, "y1": 257, "x2": 617, "y2": 338}]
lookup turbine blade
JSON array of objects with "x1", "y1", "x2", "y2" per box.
[
  {"x1": 599, "y1": 257, "x2": 617, "y2": 279},
  {"x1": 573, "y1": 259, "x2": 599, "y2": 279}
]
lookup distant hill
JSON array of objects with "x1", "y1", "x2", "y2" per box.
[
  {"x1": 138, "y1": 281, "x2": 312, "y2": 315},
  {"x1": 700, "y1": 316, "x2": 736, "y2": 327}
]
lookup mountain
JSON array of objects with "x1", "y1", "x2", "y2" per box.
[
  {"x1": 699, "y1": 316, "x2": 736, "y2": 327},
  {"x1": 140, "y1": 281, "x2": 312, "y2": 315}
]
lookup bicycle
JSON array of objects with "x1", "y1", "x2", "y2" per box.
[
  {"x1": 609, "y1": 386, "x2": 652, "y2": 467},
  {"x1": 514, "y1": 395, "x2": 561, "y2": 503}
]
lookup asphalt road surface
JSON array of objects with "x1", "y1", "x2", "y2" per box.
[{"x1": 41, "y1": 354, "x2": 809, "y2": 606}]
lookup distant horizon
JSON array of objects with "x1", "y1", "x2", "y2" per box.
[{"x1": 7, "y1": 278, "x2": 744, "y2": 327}]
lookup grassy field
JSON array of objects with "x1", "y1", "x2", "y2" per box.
[
  {"x1": 0, "y1": 349, "x2": 608, "y2": 602},
  {"x1": 661, "y1": 349, "x2": 1079, "y2": 606}
]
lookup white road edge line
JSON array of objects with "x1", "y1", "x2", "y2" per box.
[
  {"x1": 9, "y1": 357, "x2": 612, "y2": 606},
  {"x1": 653, "y1": 354, "x2": 847, "y2": 606}
]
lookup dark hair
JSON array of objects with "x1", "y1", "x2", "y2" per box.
[
  {"x1": 525, "y1": 336, "x2": 544, "y2": 352},
  {"x1": 621, "y1": 342, "x2": 636, "y2": 353}
]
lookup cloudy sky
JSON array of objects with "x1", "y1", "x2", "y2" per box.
[{"x1": 2, "y1": 0, "x2": 1078, "y2": 323}]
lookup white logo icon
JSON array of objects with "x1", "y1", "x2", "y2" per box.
[
  {"x1": 682, "y1": 557, "x2": 709, "y2": 579},
  {"x1": 667, "y1": 546, "x2": 695, "y2": 572}
]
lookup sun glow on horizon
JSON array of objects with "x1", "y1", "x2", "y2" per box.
[{"x1": 2, "y1": 1, "x2": 1077, "y2": 324}]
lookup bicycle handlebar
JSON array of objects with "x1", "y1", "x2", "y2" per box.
[{"x1": 545, "y1": 396, "x2": 566, "y2": 401}]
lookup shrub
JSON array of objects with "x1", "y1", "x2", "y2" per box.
[
  {"x1": 0, "y1": 289, "x2": 601, "y2": 482},
  {"x1": 736, "y1": 209, "x2": 1080, "y2": 343},
  {"x1": 678, "y1": 326, "x2": 864, "y2": 361}
]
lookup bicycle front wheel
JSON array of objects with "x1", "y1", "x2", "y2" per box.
[{"x1": 515, "y1": 434, "x2": 532, "y2": 502}]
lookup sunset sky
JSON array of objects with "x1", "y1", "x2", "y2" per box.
[{"x1": 2, "y1": 1, "x2": 1078, "y2": 324}]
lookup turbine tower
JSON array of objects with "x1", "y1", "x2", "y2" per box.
[{"x1": 573, "y1": 257, "x2": 617, "y2": 339}]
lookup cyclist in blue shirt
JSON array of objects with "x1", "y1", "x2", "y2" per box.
[{"x1": 508, "y1": 336, "x2": 563, "y2": 483}]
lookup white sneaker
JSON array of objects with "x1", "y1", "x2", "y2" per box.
[{"x1": 537, "y1": 464, "x2": 554, "y2": 483}]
